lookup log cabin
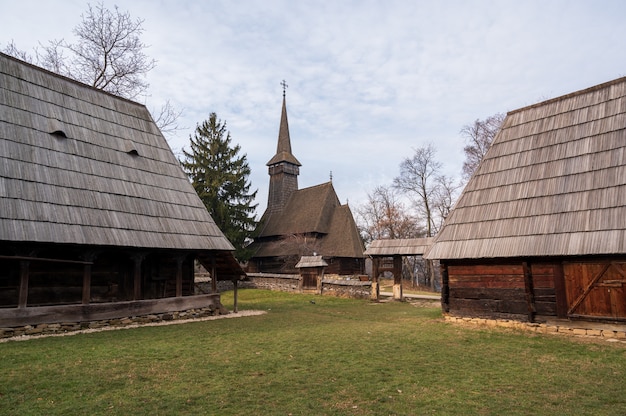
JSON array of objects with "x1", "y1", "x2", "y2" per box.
[
  {"x1": 426, "y1": 77, "x2": 626, "y2": 324},
  {"x1": 0, "y1": 53, "x2": 244, "y2": 327},
  {"x1": 247, "y1": 91, "x2": 365, "y2": 275}
]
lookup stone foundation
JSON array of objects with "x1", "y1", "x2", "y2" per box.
[
  {"x1": 0, "y1": 304, "x2": 229, "y2": 339},
  {"x1": 444, "y1": 314, "x2": 626, "y2": 342}
]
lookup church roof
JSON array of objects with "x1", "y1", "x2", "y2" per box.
[
  {"x1": 252, "y1": 182, "x2": 365, "y2": 258},
  {"x1": 0, "y1": 52, "x2": 235, "y2": 252},
  {"x1": 426, "y1": 76, "x2": 626, "y2": 260},
  {"x1": 266, "y1": 96, "x2": 301, "y2": 166}
]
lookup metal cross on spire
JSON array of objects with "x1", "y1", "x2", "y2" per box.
[{"x1": 281, "y1": 79, "x2": 288, "y2": 97}]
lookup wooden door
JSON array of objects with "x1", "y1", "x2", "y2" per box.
[
  {"x1": 302, "y1": 271, "x2": 318, "y2": 289},
  {"x1": 563, "y1": 261, "x2": 626, "y2": 320}
]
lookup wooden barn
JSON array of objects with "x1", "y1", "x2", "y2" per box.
[
  {"x1": 0, "y1": 53, "x2": 244, "y2": 327},
  {"x1": 247, "y1": 92, "x2": 365, "y2": 275},
  {"x1": 426, "y1": 77, "x2": 626, "y2": 324}
]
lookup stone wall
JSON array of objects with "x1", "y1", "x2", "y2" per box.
[
  {"x1": 445, "y1": 315, "x2": 626, "y2": 342},
  {"x1": 227, "y1": 273, "x2": 372, "y2": 299},
  {"x1": 321, "y1": 279, "x2": 371, "y2": 299},
  {"x1": 0, "y1": 305, "x2": 228, "y2": 339}
]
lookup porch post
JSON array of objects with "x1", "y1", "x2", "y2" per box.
[
  {"x1": 18, "y1": 260, "x2": 29, "y2": 308},
  {"x1": 131, "y1": 253, "x2": 145, "y2": 300},
  {"x1": 393, "y1": 255, "x2": 403, "y2": 301},
  {"x1": 371, "y1": 257, "x2": 380, "y2": 301},
  {"x1": 440, "y1": 263, "x2": 449, "y2": 313},
  {"x1": 211, "y1": 254, "x2": 217, "y2": 293},
  {"x1": 233, "y1": 278, "x2": 239, "y2": 313},
  {"x1": 176, "y1": 256, "x2": 184, "y2": 297},
  {"x1": 82, "y1": 252, "x2": 96, "y2": 305}
]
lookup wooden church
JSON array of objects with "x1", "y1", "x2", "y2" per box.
[{"x1": 247, "y1": 89, "x2": 365, "y2": 275}]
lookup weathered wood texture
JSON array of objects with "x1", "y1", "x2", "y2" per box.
[
  {"x1": 564, "y1": 261, "x2": 626, "y2": 320},
  {"x1": 444, "y1": 261, "x2": 558, "y2": 321},
  {"x1": 427, "y1": 77, "x2": 626, "y2": 260},
  {"x1": 0, "y1": 294, "x2": 222, "y2": 327}
]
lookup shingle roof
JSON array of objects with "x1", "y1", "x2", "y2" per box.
[
  {"x1": 252, "y1": 182, "x2": 365, "y2": 258},
  {"x1": 0, "y1": 52, "x2": 234, "y2": 252},
  {"x1": 426, "y1": 77, "x2": 626, "y2": 260},
  {"x1": 364, "y1": 238, "x2": 433, "y2": 256}
]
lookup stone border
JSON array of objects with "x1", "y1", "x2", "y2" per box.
[
  {"x1": 444, "y1": 315, "x2": 626, "y2": 344},
  {"x1": 0, "y1": 307, "x2": 265, "y2": 342}
]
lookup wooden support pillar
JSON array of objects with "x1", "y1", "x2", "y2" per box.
[
  {"x1": 176, "y1": 256, "x2": 184, "y2": 297},
  {"x1": 440, "y1": 263, "x2": 449, "y2": 313},
  {"x1": 211, "y1": 254, "x2": 217, "y2": 293},
  {"x1": 233, "y1": 278, "x2": 239, "y2": 313},
  {"x1": 132, "y1": 253, "x2": 145, "y2": 300},
  {"x1": 18, "y1": 260, "x2": 29, "y2": 308},
  {"x1": 553, "y1": 262, "x2": 568, "y2": 318},
  {"x1": 82, "y1": 252, "x2": 96, "y2": 305},
  {"x1": 393, "y1": 255, "x2": 403, "y2": 301},
  {"x1": 82, "y1": 263, "x2": 92, "y2": 304},
  {"x1": 522, "y1": 261, "x2": 536, "y2": 322},
  {"x1": 371, "y1": 257, "x2": 380, "y2": 301}
]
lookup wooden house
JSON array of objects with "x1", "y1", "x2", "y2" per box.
[
  {"x1": 247, "y1": 93, "x2": 365, "y2": 275},
  {"x1": 0, "y1": 53, "x2": 244, "y2": 327},
  {"x1": 426, "y1": 77, "x2": 626, "y2": 324}
]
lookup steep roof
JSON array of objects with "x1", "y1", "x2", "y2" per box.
[
  {"x1": 364, "y1": 238, "x2": 434, "y2": 256},
  {"x1": 259, "y1": 182, "x2": 339, "y2": 237},
  {"x1": 0, "y1": 53, "x2": 234, "y2": 252},
  {"x1": 266, "y1": 96, "x2": 301, "y2": 167},
  {"x1": 252, "y1": 182, "x2": 365, "y2": 258},
  {"x1": 426, "y1": 77, "x2": 626, "y2": 260}
]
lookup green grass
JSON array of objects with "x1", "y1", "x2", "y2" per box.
[{"x1": 1, "y1": 289, "x2": 625, "y2": 415}]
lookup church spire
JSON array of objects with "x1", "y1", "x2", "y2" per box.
[
  {"x1": 266, "y1": 81, "x2": 301, "y2": 214},
  {"x1": 267, "y1": 81, "x2": 301, "y2": 167}
]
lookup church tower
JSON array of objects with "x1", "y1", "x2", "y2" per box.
[{"x1": 266, "y1": 82, "x2": 301, "y2": 215}]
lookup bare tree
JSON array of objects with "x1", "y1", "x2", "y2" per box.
[
  {"x1": 432, "y1": 174, "x2": 462, "y2": 234},
  {"x1": 355, "y1": 185, "x2": 422, "y2": 244},
  {"x1": 2, "y1": 2, "x2": 181, "y2": 135},
  {"x1": 393, "y1": 144, "x2": 442, "y2": 237},
  {"x1": 461, "y1": 113, "x2": 505, "y2": 180}
]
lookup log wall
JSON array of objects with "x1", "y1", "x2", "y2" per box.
[{"x1": 444, "y1": 260, "x2": 559, "y2": 322}]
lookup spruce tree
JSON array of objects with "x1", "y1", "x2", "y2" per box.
[{"x1": 180, "y1": 113, "x2": 258, "y2": 261}]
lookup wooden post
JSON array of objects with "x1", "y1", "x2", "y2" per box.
[
  {"x1": 131, "y1": 253, "x2": 145, "y2": 300},
  {"x1": 371, "y1": 257, "x2": 380, "y2": 301},
  {"x1": 440, "y1": 263, "x2": 449, "y2": 313},
  {"x1": 82, "y1": 263, "x2": 92, "y2": 304},
  {"x1": 211, "y1": 254, "x2": 217, "y2": 293},
  {"x1": 18, "y1": 260, "x2": 29, "y2": 308},
  {"x1": 553, "y1": 262, "x2": 568, "y2": 318},
  {"x1": 393, "y1": 255, "x2": 403, "y2": 301},
  {"x1": 522, "y1": 261, "x2": 536, "y2": 322},
  {"x1": 233, "y1": 278, "x2": 238, "y2": 313},
  {"x1": 176, "y1": 256, "x2": 184, "y2": 297},
  {"x1": 82, "y1": 252, "x2": 96, "y2": 305}
]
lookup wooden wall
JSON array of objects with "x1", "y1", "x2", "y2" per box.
[{"x1": 443, "y1": 259, "x2": 560, "y2": 322}]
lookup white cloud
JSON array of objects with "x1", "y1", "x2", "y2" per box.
[{"x1": 4, "y1": 0, "x2": 626, "y2": 217}]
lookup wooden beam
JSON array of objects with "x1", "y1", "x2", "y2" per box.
[
  {"x1": 233, "y1": 278, "x2": 238, "y2": 313},
  {"x1": 522, "y1": 262, "x2": 536, "y2": 322},
  {"x1": 176, "y1": 256, "x2": 184, "y2": 297},
  {"x1": 18, "y1": 260, "x2": 29, "y2": 308},
  {"x1": 211, "y1": 254, "x2": 217, "y2": 293},
  {"x1": 82, "y1": 263, "x2": 92, "y2": 304},
  {"x1": 441, "y1": 263, "x2": 449, "y2": 313}
]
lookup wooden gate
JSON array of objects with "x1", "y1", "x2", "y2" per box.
[{"x1": 564, "y1": 261, "x2": 626, "y2": 320}]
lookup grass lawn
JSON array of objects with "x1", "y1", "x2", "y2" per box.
[{"x1": 1, "y1": 289, "x2": 625, "y2": 415}]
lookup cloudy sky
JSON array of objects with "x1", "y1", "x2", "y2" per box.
[{"x1": 3, "y1": 0, "x2": 626, "y2": 216}]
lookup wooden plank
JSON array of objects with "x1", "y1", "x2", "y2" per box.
[
  {"x1": 0, "y1": 294, "x2": 222, "y2": 327},
  {"x1": 523, "y1": 262, "x2": 536, "y2": 322}
]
